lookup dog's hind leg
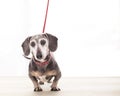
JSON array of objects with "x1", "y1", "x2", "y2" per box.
[
  {"x1": 46, "y1": 76, "x2": 53, "y2": 83},
  {"x1": 39, "y1": 81, "x2": 44, "y2": 85}
]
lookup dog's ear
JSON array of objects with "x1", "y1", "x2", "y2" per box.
[
  {"x1": 21, "y1": 36, "x2": 31, "y2": 56},
  {"x1": 46, "y1": 33, "x2": 58, "y2": 52}
]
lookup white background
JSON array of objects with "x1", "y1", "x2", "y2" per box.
[{"x1": 0, "y1": 0, "x2": 120, "y2": 77}]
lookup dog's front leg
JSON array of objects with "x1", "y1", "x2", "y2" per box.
[
  {"x1": 51, "y1": 72, "x2": 61, "y2": 91},
  {"x1": 29, "y1": 74, "x2": 42, "y2": 92}
]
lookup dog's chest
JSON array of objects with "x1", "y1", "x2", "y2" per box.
[{"x1": 31, "y1": 70, "x2": 56, "y2": 82}]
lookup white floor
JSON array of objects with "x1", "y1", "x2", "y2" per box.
[{"x1": 0, "y1": 77, "x2": 120, "y2": 96}]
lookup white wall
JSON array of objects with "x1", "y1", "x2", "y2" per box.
[{"x1": 0, "y1": 0, "x2": 120, "y2": 77}]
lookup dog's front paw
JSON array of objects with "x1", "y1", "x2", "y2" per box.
[
  {"x1": 51, "y1": 87, "x2": 61, "y2": 91},
  {"x1": 34, "y1": 87, "x2": 43, "y2": 92}
]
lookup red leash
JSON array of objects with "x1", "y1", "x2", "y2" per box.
[
  {"x1": 42, "y1": 0, "x2": 50, "y2": 33},
  {"x1": 23, "y1": 0, "x2": 50, "y2": 60}
]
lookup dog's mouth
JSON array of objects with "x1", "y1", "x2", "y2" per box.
[
  {"x1": 33, "y1": 56, "x2": 44, "y2": 63},
  {"x1": 33, "y1": 54, "x2": 51, "y2": 63},
  {"x1": 32, "y1": 54, "x2": 51, "y2": 66}
]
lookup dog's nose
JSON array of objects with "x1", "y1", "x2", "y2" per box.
[
  {"x1": 36, "y1": 53, "x2": 42, "y2": 59},
  {"x1": 36, "y1": 51, "x2": 42, "y2": 59}
]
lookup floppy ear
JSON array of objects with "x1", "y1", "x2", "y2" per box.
[
  {"x1": 46, "y1": 33, "x2": 58, "y2": 52},
  {"x1": 21, "y1": 36, "x2": 31, "y2": 56}
]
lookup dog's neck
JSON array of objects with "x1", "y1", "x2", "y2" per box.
[{"x1": 32, "y1": 54, "x2": 51, "y2": 67}]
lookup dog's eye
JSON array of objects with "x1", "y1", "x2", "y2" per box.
[
  {"x1": 30, "y1": 41, "x2": 35, "y2": 47},
  {"x1": 40, "y1": 40, "x2": 46, "y2": 46}
]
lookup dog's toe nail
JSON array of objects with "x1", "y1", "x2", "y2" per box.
[
  {"x1": 51, "y1": 87, "x2": 61, "y2": 91},
  {"x1": 34, "y1": 87, "x2": 43, "y2": 92}
]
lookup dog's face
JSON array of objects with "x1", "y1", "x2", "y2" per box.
[
  {"x1": 22, "y1": 33, "x2": 58, "y2": 62},
  {"x1": 30, "y1": 35, "x2": 49, "y2": 62}
]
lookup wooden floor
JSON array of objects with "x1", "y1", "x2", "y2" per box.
[{"x1": 0, "y1": 77, "x2": 120, "y2": 96}]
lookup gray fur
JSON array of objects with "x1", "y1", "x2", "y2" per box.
[
  {"x1": 21, "y1": 36, "x2": 31, "y2": 56},
  {"x1": 22, "y1": 33, "x2": 61, "y2": 91}
]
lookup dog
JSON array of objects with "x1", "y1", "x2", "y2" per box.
[{"x1": 21, "y1": 33, "x2": 61, "y2": 91}]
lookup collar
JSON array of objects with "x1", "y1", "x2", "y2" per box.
[{"x1": 32, "y1": 54, "x2": 51, "y2": 66}]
